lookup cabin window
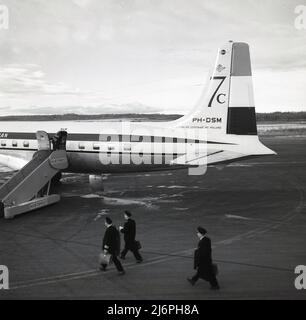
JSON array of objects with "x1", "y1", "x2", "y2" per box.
[
  {"x1": 162, "y1": 137, "x2": 165, "y2": 143},
  {"x1": 23, "y1": 141, "x2": 29, "y2": 148},
  {"x1": 195, "y1": 140, "x2": 199, "y2": 144},
  {"x1": 78, "y1": 142, "x2": 85, "y2": 150},
  {"x1": 131, "y1": 135, "x2": 143, "y2": 142},
  {"x1": 173, "y1": 138, "x2": 177, "y2": 143},
  {"x1": 93, "y1": 143, "x2": 100, "y2": 150},
  {"x1": 105, "y1": 135, "x2": 120, "y2": 142},
  {"x1": 12, "y1": 140, "x2": 18, "y2": 147},
  {"x1": 108, "y1": 145, "x2": 115, "y2": 151},
  {"x1": 1, "y1": 140, "x2": 6, "y2": 147}
]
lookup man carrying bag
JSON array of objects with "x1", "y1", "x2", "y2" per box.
[
  {"x1": 119, "y1": 211, "x2": 143, "y2": 263},
  {"x1": 187, "y1": 227, "x2": 220, "y2": 290},
  {"x1": 100, "y1": 217, "x2": 125, "y2": 275}
]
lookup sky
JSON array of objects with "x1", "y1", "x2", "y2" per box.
[{"x1": 0, "y1": 0, "x2": 306, "y2": 115}]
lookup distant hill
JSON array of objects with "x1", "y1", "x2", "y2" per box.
[
  {"x1": 0, "y1": 113, "x2": 181, "y2": 121},
  {"x1": 0, "y1": 112, "x2": 306, "y2": 122},
  {"x1": 256, "y1": 112, "x2": 306, "y2": 122}
]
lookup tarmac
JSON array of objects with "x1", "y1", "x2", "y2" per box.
[{"x1": 1, "y1": 135, "x2": 306, "y2": 299}]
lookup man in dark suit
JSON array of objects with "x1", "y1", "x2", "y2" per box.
[
  {"x1": 100, "y1": 217, "x2": 125, "y2": 275},
  {"x1": 119, "y1": 211, "x2": 143, "y2": 263},
  {"x1": 187, "y1": 227, "x2": 219, "y2": 290}
]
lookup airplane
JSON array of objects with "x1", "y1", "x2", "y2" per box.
[{"x1": 0, "y1": 41, "x2": 276, "y2": 218}]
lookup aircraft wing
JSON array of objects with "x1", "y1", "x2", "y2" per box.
[
  {"x1": 171, "y1": 150, "x2": 246, "y2": 166},
  {"x1": 0, "y1": 154, "x2": 29, "y2": 171}
]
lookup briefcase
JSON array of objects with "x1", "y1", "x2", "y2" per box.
[
  {"x1": 99, "y1": 252, "x2": 112, "y2": 265},
  {"x1": 212, "y1": 263, "x2": 219, "y2": 276},
  {"x1": 135, "y1": 240, "x2": 142, "y2": 250}
]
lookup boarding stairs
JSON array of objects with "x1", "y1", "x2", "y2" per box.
[{"x1": 0, "y1": 131, "x2": 68, "y2": 219}]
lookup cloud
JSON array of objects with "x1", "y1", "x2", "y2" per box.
[
  {"x1": 72, "y1": 0, "x2": 93, "y2": 8},
  {"x1": 253, "y1": 68, "x2": 306, "y2": 112},
  {"x1": 0, "y1": 0, "x2": 305, "y2": 114},
  {"x1": 0, "y1": 64, "x2": 80, "y2": 95},
  {"x1": 0, "y1": 62, "x2": 204, "y2": 115},
  {"x1": 0, "y1": 102, "x2": 164, "y2": 116}
]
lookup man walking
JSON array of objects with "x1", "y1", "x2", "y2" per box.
[
  {"x1": 187, "y1": 227, "x2": 220, "y2": 290},
  {"x1": 119, "y1": 211, "x2": 143, "y2": 263},
  {"x1": 100, "y1": 217, "x2": 125, "y2": 275}
]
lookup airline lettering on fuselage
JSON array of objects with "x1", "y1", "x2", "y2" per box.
[
  {"x1": 192, "y1": 117, "x2": 222, "y2": 123},
  {"x1": 0, "y1": 133, "x2": 8, "y2": 138}
]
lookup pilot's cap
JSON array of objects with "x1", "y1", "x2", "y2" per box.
[
  {"x1": 124, "y1": 210, "x2": 132, "y2": 217},
  {"x1": 197, "y1": 227, "x2": 207, "y2": 235}
]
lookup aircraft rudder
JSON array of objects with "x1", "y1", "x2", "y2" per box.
[{"x1": 227, "y1": 42, "x2": 257, "y2": 136}]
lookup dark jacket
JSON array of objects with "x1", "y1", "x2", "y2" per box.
[
  {"x1": 103, "y1": 225, "x2": 121, "y2": 255},
  {"x1": 194, "y1": 236, "x2": 214, "y2": 280},
  {"x1": 120, "y1": 218, "x2": 136, "y2": 245}
]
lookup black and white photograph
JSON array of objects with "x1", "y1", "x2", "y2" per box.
[{"x1": 0, "y1": 0, "x2": 306, "y2": 303}]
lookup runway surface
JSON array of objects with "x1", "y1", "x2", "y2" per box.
[{"x1": 1, "y1": 136, "x2": 306, "y2": 299}]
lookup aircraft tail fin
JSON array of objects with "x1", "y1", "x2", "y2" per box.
[{"x1": 173, "y1": 41, "x2": 257, "y2": 136}]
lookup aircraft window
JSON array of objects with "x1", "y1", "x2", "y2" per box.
[
  {"x1": 1, "y1": 140, "x2": 6, "y2": 146},
  {"x1": 23, "y1": 141, "x2": 29, "y2": 147},
  {"x1": 107, "y1": 136, "x2": 112, "y2": 142},
  {"x1": 119, "y1": 135, "x2": 122, "y2": 142},
  {"x1": 108, "y1": 146, "x2": 115, "y2": 151},
  {"x1": 93, "y1": 143, "x2": 100, "y2": 150},
  {"x1": 139, "y1": 152, "x2": 143, "y2": 156},
  {"x1": 131, "y1": 135, "x2": 143, "y2": 142},
  {"x1": 195, "y1": 140, "x2": 199, "y2": 144},
  {"x1": 78, "y1": 142, "x2": 85, "y2": 150},
  {"x1": 173, "y1": 138, "x2": 177, "y2": 143},
  {"x1": 12, "y1": 141, "x2": 18, "y2": 147},
  {"x1": 151, "y1": 136, "x2": 154, "y2": 143},
  {"x1": 162, "y1": 137, "x2": 165, "y2": 143}
]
